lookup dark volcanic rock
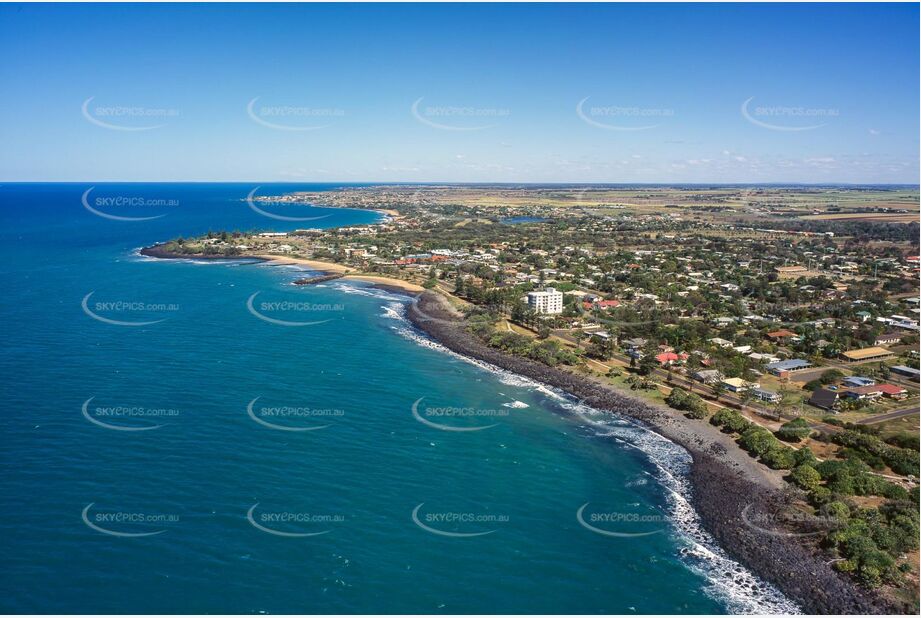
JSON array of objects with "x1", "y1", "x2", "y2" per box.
[{"x1": 408, "y1": 291, "x2": 900, "y2": 615}]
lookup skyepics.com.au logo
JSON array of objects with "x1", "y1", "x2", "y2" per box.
[
  {"x1": 245, "y1": 186, "x2": 331, "y2": 222},
  {"x1": 741, "y1": 97, "x2": 838, "y2": 131},
  {"x1": 246, "y1": 503, "x2": 343, "y2": 537},
  {"x1": 81, "y1": 291, "x2": 179, "y2": 326},
  {"x1": 411, "y1": 397, "x2": 509, "y2": 432},
  {"x1": 246, "y1": 292, "x2": 343, "y2": 327},
  {"x1": 411, "y1": 503, "x2": 508, "y2": 538},
  {"x1": 81, "y1": 97, "x2": 179, "y2": 131},
  {"x1": 246, "y1": 397, "x2": 344, "y2": 432},
  {"x1": 246, "y1": 97, "x2": 344, "y2": 131},
  {"x1": 411, "y1": 97, "x2": 509, "y2": 131},
  {"x1": 741, "y1": 503, "x2": 842, "y2": 538},
  {"x1": 576, "y1": 503, "x2": 666, "y2": 538},
  {"x1": 82, "y1": 397, "x2": 178, "y2": 431},
  {"x1": 82, "y1": 503, "x2": 178, "y2": 537},
  {"x1": 576, "y1": 97, "x2": 674, "y2": 131},
  {"x1": 409, "y1": 294, "x2": 484, "y2": 326},
  {"x1": 82, "y1": 187, "x2": 178, "y2": 222},
  {"x1": 409, "y1": 295, "x2": 452, "y2": 325}
]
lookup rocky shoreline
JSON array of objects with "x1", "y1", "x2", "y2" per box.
[
  {"x1": 408, "y1": 291, "x2": 899, "y2": 615},
  {"x1": 139, "y1": 244, "x2": 257, "y2": 261}
]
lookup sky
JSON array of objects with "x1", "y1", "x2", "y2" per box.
[{"x1": 0, "y1": 2, "x2": 918, "y2": 184}]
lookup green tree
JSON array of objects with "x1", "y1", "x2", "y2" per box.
[
  {"x1": 789, "y1": 464, "x2": 822, "y2": 492},
  {"x1": 776, "y1": 418, "x2": 813, "y2": 443}
]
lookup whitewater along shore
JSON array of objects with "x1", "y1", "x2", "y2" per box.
[
  {"x1": 138, "y1": 244, "x2": 425, "y2": 293},
  {"x1": 407, "y1": 291, "x2": 898, "y2": 615}
]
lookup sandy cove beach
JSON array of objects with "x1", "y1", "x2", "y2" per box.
[
  {"x1": 254, "y1": 255, "x2": 425, "y2": 292},
  {"x1": 254, "y1": 254, "x2": 353, "y2": 274},
  {"x1": 407, "y1": 290, "x2": 899, "y2": 615},
  {"x1": 138, "y1": 246, "x2": 426, "y2": 294}
]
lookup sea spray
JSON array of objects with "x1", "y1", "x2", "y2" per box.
[{"x1": 388, "y1": 301, "x2": 799, "y2": 614}]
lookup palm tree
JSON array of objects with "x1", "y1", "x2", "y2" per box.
[
  {"x1": 711, "y1": 381, "x2": 727, "y2": 403},
  {"x1": 740, "y1": 390, "x2": 755, "y2": 415}
]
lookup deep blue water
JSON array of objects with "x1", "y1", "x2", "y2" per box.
[
  {"x1": 0, "y1": 184, "x2": 795, "y2": 614},
  {"x1": 500, "y1": 216, "x2": 549, "y2": 225}
]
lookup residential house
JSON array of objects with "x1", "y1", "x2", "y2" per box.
[
  {"x1": 877, "y1": 384, "x2": 908, "y2": 400},
  {"x1": 751, "y1": 388, "x2": 781, "y2": 403},
  {"x1": 692, "y1": 369, "x2": 722, "y2": 384},
  {"x1": 874, "y1": 333, "x2": 903, "y2": 346},
  {"x1": 809, "y1": 388, "x2": 839, "y2": 411},
  {"x1": 766, "y1": 359, "x2": 813, "y2": 378},
  {"x1": 721, "y1": 377, "x2": 759, "y2": 393},
  {"x1": 843, "y1": 376, "x2": 876, "y2": 388},
  {"x1": 843, "y1": 386, "x2": 883, "y2": 401},
  {"x1": 655, "y1": 351, "x2": 688, "y2": 366},
  {"x1": 765, "y1": 329, "x2": 798, "y2": 342}
]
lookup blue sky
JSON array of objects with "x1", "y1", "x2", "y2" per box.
[{"x1": 0, "y1": 2, "x2": 917, "y2": 183}]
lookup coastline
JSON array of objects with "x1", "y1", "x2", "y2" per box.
[
  {"x1": 407, "y1": 291, "x2": 899, "y2": 615},
  {"x1": 139, "y1": 245, "x2": 425, "y2": 294}
]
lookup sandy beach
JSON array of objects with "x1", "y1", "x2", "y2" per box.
[
  {"x1": 255, "y1": 254, "x2": 425, "y2": 292},
  {"x1": 140, "y1": 246, "x2": 425, "y2": 295},
  {"x1": 253, "y1": 254, "x2": 352, "y2": 273},
  {"x1": 342, "y1": 274, "x2": 424, "y2": 292}
]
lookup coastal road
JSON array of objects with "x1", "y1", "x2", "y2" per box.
[{"x1": 854, "y1": 406, "x2": 920, "y2": 425}]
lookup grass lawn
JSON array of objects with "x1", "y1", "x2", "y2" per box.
[{"x1": 876, "y1": 414, "x2": 921, "y2": 439}]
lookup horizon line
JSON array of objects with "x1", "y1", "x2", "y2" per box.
[{"x1": 3, "y1": 180, "x2": 919, "y2": 188}]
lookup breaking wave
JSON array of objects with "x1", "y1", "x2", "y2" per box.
[{"x1": 384, "y1": 301, "x2": 799, "y2": 614}]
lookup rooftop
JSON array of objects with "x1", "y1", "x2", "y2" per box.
[
  {"x1": 840, "y1": 347, "x2": 892, "y2": 361},
  {"x1": 766, "y1": 359, "x2": 812, "y2": 371}
]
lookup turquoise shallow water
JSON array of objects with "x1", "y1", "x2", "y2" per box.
[{"x1": 0, "y1": 184, "x2": 795, "y2": 614}]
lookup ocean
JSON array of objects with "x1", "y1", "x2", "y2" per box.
[{"x1": 0, "y1": 183, "x2": 797, "y2": 614}]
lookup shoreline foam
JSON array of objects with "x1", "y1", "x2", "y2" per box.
[
  {"x1": 403, "y1": 291, "x2": 898, "y2": 615},
  {"x1": 386, "y1": 303, "x2": 796, "y2": 614},
  {"x1": 138, "y1": 245, "x2": 425, "y2": 294}
]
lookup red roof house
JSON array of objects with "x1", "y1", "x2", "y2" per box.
[
  {"x1": 877, "y1": 384, "x2": 908, "y2": 399},
  {"x1": 766, "y1": 329, "x2": 797, "y2": 341}
]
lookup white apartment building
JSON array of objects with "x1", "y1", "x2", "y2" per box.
[{"x1": 527, "y1": 287, "x2": 564, "y2": 314}]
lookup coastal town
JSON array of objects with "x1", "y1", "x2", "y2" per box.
[{"x1": 146, "y1": 184, "x2": 920, "y2": 609}]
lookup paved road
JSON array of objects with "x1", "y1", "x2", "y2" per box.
[{"x1": 854, "y1": 407, "x2": 920, "y2": 425}]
